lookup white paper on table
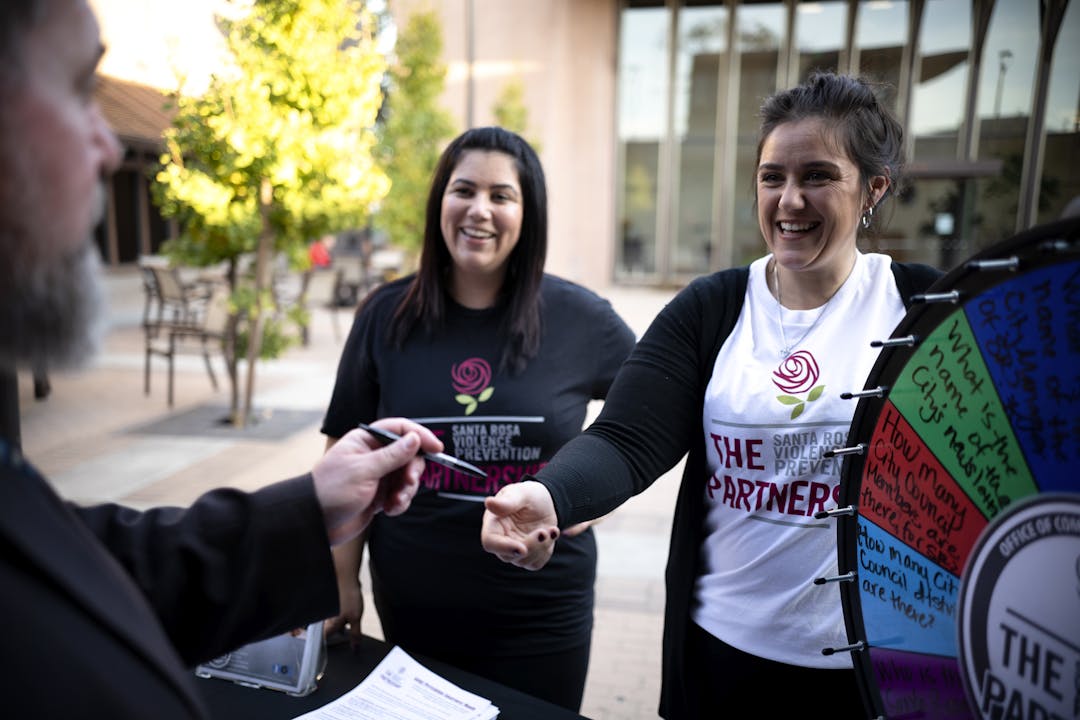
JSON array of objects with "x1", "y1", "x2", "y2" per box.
[{"x1": 291, "y1": 645, "x2": 499, "y2": 720}]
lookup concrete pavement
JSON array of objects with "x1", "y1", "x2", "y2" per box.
[{"x1": 14, "y1": 265, "x2": 681, "y2": 720}]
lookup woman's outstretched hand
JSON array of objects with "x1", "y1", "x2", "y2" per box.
[{"x1": 481, "y1": 481, "x2": 561, "y2": 571}]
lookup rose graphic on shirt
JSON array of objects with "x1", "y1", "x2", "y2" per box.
[
  {"x1": 772, "y1": 350, "x2": 824, "y2": 420},
  {"x1": 451, "y1": 357, "x2": 494, "y2": 415}
]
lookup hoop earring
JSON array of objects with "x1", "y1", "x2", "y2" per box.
[{"x1": 861, "y1": 205, "x2": 874, "y2": 230}]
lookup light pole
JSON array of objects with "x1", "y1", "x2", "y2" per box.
[{"x1": 994, "y1": 49, "x2": 1012, "y2": 117}]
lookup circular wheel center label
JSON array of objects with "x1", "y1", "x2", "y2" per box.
[{"x1": 957, "y1": 494, "x2": 1080, "y2": 719}]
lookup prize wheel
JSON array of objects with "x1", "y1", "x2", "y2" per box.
[{"x1": 833, "y1": 216, "x2": 1080, "y2": 720}]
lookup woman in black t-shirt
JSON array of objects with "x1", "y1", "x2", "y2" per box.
[{"x1": 320, "y1": 127, "x2": 635, "y2": 712}]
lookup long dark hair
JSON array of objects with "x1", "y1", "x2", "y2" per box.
[{"x1": 389, "y1": 126, "x2": 548, "y2": 374}]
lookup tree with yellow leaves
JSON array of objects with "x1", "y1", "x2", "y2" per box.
[{"x1": 154, "y1": 0, "x2": 388, "y2": 427}]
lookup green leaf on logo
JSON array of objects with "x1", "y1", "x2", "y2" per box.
[
  {"x1": 807, "y1": 385, "x2": 825, "y2": 401},
  {"x1": 478, "y1": 387, "x2": 494, "y2": 402},
  {"x1": 790, "y1": 403, "x2": 805, "y2": 420},
  {"x1": 777, "y1": 395, "x2": 801, "y2": 405},
  {"x1": 456, "y1": 393, "x2": 479, "y2": 415}
]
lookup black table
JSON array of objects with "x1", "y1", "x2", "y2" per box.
[{"x1": 196, "y1": 635, "x2": 588, "y2": 719}]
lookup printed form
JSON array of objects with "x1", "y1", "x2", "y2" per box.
[{"x1": 292, "y1": 646, "x2": 499, "y2": 720}]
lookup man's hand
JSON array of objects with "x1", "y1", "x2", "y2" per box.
[
  {"x1": 312, "y1": 418, "x2": 442, "y2": 546},
  {"x1": 481, "y1": 481, "x2": 561, "y2": 571}
]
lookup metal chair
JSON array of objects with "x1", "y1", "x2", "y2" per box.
[
  {"x1": 297, "y1": 268, "x2": 344, "y2": 345},
  {"x1": 144, "y1": 284, "x2": 235, "y2": 407},
  {"x1": 332, "y1": 255, "x2": 367, "y2": 307},
  {"x1": 148, "y1": 264, "x2": 211, "y2": 326},
  {"x1": 137, "y1": 259, "x2": 162, "y2": 331}
]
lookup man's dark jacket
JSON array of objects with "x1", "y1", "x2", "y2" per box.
[{"x1": 0, "y1": 442, "x2": 338, "y2": 719}]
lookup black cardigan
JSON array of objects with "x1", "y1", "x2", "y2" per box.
[{"x1": 534, "y1": 261, "x2": 942, "y2": 719}]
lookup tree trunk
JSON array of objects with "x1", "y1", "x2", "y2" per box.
[
  {"x1": 238, "y1": 178, "x2": 275, "y2": 428},
  {"x1": 225, "y1": 256, "x2": 241, "y2": 426}
]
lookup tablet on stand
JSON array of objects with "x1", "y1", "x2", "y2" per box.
[{"x1": 195, "y1": 621, "x2": 326, "y2": 697}]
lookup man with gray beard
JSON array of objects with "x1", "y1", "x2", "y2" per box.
[
  {"x1": 0, "y1": 1, "x2": 443, "y2": 716},
  {"x1": 0, "y1": 216, "x2": 107, "y2": 373}
]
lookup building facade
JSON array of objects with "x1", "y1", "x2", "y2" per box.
[
  {"x1": 93, "y1": 75, "x2": 176, "y2": 265},
  {"x1": 390, "y1": 0, "x2": 1078, "y2": 289}
]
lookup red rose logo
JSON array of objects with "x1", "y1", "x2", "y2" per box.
[
  {"x1": 772, "y1": 350, "x2": 824, "y2": 420},
  {"x1": 451, "y1": 357, "x2": 494, "y2": 415},
  {"x1": 772, "y1": 350, "x2": 819, "y2": 394}
]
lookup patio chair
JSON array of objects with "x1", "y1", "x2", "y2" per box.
[
  {"x1": 144, "y1": 284, "x2": 235, "y2": 407},
  {"x1": 147, "y1": 264, "x2": 212, "y2": 326},
  {"x1": 137, "y1": 259, "x2": 161, "y2": 331},
  {"x1": 298, "y1": 268, "x2": 344, "y2": 345}
]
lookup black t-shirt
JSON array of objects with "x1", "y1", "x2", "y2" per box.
[{"x1": 322, "y1": 274, "x2": 635, "y2": 656}]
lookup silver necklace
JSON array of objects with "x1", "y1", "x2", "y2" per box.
[{"x1": 773, "y1": 260, "x2": 837, "y2": 359}]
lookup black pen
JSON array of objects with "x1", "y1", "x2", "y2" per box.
[{"x1": 357, "y1": 422, "x2": 488, "y2": 479}]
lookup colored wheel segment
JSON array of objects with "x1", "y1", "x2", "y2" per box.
[{"x1": 834, "y1": 218, "x2": 1080, "y2": 720}]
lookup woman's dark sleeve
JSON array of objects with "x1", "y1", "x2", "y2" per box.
[
  {"x1": 591, "y1": 295, "x2": 637, "y2": 399},
  {"x1": 534, "y1": 281, "x2": 711, "y2": 526}
]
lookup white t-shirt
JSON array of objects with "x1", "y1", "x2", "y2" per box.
[{"x1": 692, "y1": 251, "x2": 907, "y2": 668}]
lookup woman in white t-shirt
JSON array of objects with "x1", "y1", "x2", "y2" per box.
[{"x1": 480, "y1": 72, "x2": 943, "y2": 718}]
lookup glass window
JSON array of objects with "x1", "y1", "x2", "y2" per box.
[
  {"x1": 854, "y1": 0, "x2": 909, "y2": 113},
  {"x1": 1038, "y1": 0, "x2": 1080, "y2": 224},
  {"x1": 910, "y1": 0, "x2": 971, "y2": 160},
  {"x1": 672, "y1": 5, "x2": 728, "y2": 275},
  {"x1": 898, "y1": 0, "x2": 972, "y2": 269},
  {"x1": 851, "y1": 1, "x2": 910, "y2": 260},
  {"x1": 616, "y1": 4, "x2": 671, "y2": 278},
  {"x1": 973, "y1": 1, "x2": 1039, "y2": 244},
  {"x1": 887, "y1": 178, "x2": 970, "y2": 266},
  {"x1": 795, "y1": 1, "x2": 848, "y2": 81},
  {"x1": 732, "y1": 2, "x2": 785, "y2": 266}
]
